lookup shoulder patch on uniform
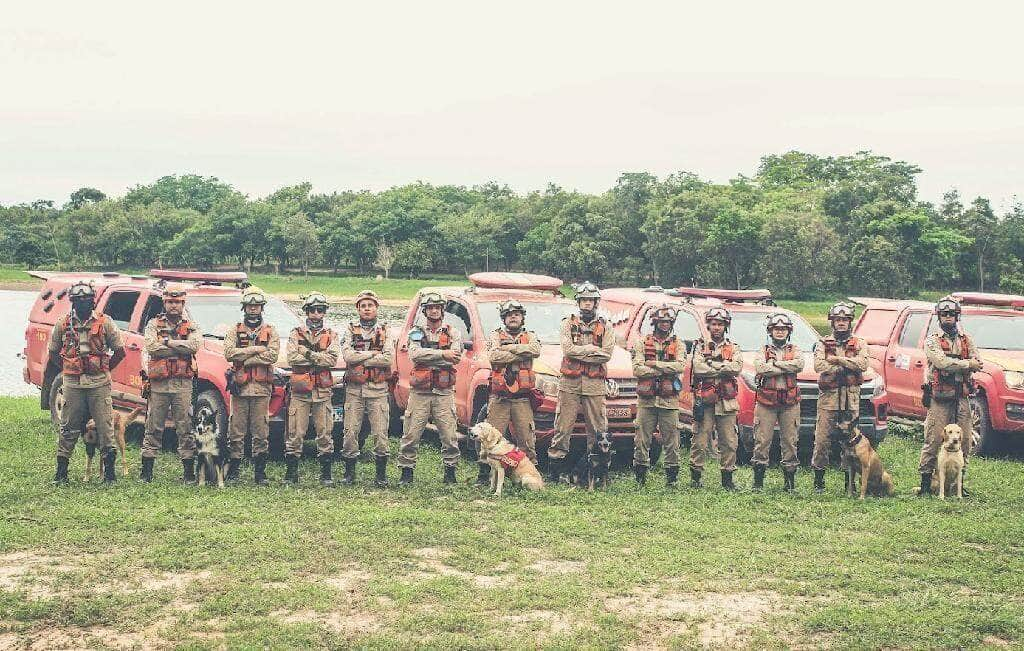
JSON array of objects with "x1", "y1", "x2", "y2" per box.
[{"x1": 408, "y1": 328, "x2": 425, "y2": 342}]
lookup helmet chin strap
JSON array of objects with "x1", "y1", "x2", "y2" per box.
[
  {"x1": 579, "y1": 309, "x2": 596, "y2": 322},
  {"x1": 941, "y1": 322, "x2": 958, "y2": 335},
  {"x1": 244, "y1": 314, "x2": 263, "y2": 327},
  {"x1": 306, "y1": 317, "x2": 323, "y2": 330}
]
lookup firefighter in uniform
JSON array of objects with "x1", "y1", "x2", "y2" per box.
[
  {"x1": 141, "y1": 286, "x2": 201, "y2": 484},
  {"x1": 478, "y1": 300, "x2": 542, "y2": 486},
  {"x1": 811, "y1": 302, "x2": 869, "y2": 493},
  {"x1": 398, "y1": 292, "x2": 463, "y2": 485},
  {"x1": 918, "y1": 296, "x2": 981, "y2": 497},
  {"x1": 284, "y1": 292, "x2": 341, "y2": 486},
  {"x1": 48, "y1": 281, "x2": 126, "y2": 484},
  {"x1": 547, "y1": 282, "x2": 615, "y2": 484},
  {"x1": 690, "y1": 307, "x2": 744, "y2": 490},
  {"x1": 752, "y1": 312, "x2": 806, "y2": 491},
  {"x1": 341, "y1": 290, "x2": 394, "y2": 488},
  {"x1": 223, "y1": 286, "x2": 281, "y2": 485},
  {"x1": 631, "y1": 306, "x2": 686, "y2": 486}
]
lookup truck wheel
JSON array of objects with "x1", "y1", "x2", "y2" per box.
[
  {"x1": 48, "y1": 375, "x2": 65, "y2": 432},
  {"x1": 970, "y1": 395, "x2": 997, "y2": 456},
  {"x1": 194, "y1": 389, "x2": 228, "y2": 457}
]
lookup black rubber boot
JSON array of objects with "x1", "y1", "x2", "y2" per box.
[
  {"x1": 399, "y1": 467, "x2": 414, "y2": 486},
  {"x1": 814, "y1": 469, "x2": 825, "y2": 494},
  {"x1": 53, "y1": 457, "x2": 70, "y2": 485},
  {"x1": 475, "y1": 462, "x2": 491, "y2": 487},
  {"x1": 341, "y1": 458, "x2": 356, "y2": 486},
  {"x1": 443, "y1": 464, "x2": 457, "y2": 485},
  {"x1": 226, "y1": 458, "x2": 241, "y2": 482},
  {"x1": 721, "y1": 470, "x2": 735, "y2": 490},
  {"x1": 784, "y1": 469, "x2": 796, "y2": 492},
  {"x1": 545, "y1": 457, "x2": 562, "y2": 484},
  {"x1": 753, "y1": 464, "x2": 766, "y2": 491},
  {"x1": 182, "y1": 459, "x2": 197, "y2": 486},
  {"x1": 918, "y1": 472, "x2": 932, "y2": 497},
  {"x1": 284, "y1": 456, "x2": 299, "y2": 484},
  {"x1": 103, "y1": 449, "x2": 116, "y2": 484},
  {"x1": 322, "y1": 457, "x2": 337, "y2": 487},
  {"x1": 253, "y1": 454, "x2": 268, "y2": 486},
  {"x1": 634, "y1": 465, "x2": 647, "y2": 486},
  {"x1": 140, "y1": 456, "x2": 155, "y2": 483},
  {"x1": 665, "y1": 466, "x2": 679, "y2": 487},
  {"x1": 374, "y1": 455, "x2": 389, "y2": 488},
  {"x1": 960, "y1": 468, "x2": 971, "y2": 498},
  {"x1": 689, "y1": 468, "x2": 702, "y2": 489}
]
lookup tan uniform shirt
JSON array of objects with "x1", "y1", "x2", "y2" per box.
[
  {"x1": 487, "y1": 328, "x2": 541, "y2": 368},
  {"x1": 925, "y1": 331, "x2": 980, "y2": 384},
  {"x1": 692, "y1": 337, "x2": 744, "y2": 415},
  {"x1": 409, "y1": 320, "x2": 464, "y2": 396},
  {"x1": 223, "y1": 322, "x2": 281, "y2": 397},
  {"x1": 754, "y1": 343, "x2": 806, "y2": 384},
  {"x1": 631, "y1": 335, "x2": 687, "y2": 409},
  {"x1": 49, "y1": 313, "x2": 124, "y2": 389},
  {"x1": 341, "y1": 321, "x2": 394, "y2": 399},
  {"x1": 559, "y1": 315, "x2": 615, "y2": 396},
  {"x1": 286, "y1": 324, "x2": 341, "y2": 401},
  {"x1": 144, "y1": 315, "x2": 202, "y2": 393},
  {"x1": 813, "y1": 335, "x2": 869, "y2": 411}
]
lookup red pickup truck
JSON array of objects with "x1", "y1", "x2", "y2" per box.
[
  {"x1": 22, "y1": 270, "x2": 350, "y2": 457},
  {"x1": 852, "y1": 292, "x2": 1024, "y2": 453}
]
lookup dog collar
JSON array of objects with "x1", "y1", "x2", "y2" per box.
[{"x1": 848, "y1": 431, "x2": 864, "y2": 446}]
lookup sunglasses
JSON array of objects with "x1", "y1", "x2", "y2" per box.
[{"x1": 308, "y1": 306, "x2": 327, "y2": 314}]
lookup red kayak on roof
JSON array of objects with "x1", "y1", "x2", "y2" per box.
[
  {"x1": 674, "y1": 287, "x2": 773, "y2": 303},
  {"x1": 149, "y1": 269, "x2": 249, "y2": 284},
  {"x1": 468, "y1": 272, "x2": 563, "y2": 292},
  {"x1": 950, "y1": 292, "x2": 1024, "y2": 309}
]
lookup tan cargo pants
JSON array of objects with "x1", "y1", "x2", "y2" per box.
[
  {"x1": 691, "y1": 410, "x2": 738, "y2": 472},
  {"x1": 919, "y1": 398, "x2": 973, "y2": 473},
  {"x1": 811, "y1": 403, "x2": 861, "y2": 470},
  {"x1": 634, "y1": 405, "x2": 679, "y2": 468},
  {"x1": 549, "y1": 391, "x2": 606, "y2": 460},
  {"x1": 342, "y1": 394, "x2": 390, "y2": 459},
  {"x1": 228, "y1": 395, "x2": 270, "y2": 459},
  {"x1": 485, "y1": 396, "x2": 537, "y2": 463},
  {"x1": 753, "y1": 403, "x2": 800, "y2": 472},
  {"x1": 142, "y1": 390, "x2": 195, "y2": 459},
  {"x1": 287, "y1": 397, "x2": 334, "y2": 458},
  {"x1": 58, "y1": 385, "x2": 113, "y2": 457},
  {"x1": 398, "y1": 392, "x2": 460, "y2": 468}
]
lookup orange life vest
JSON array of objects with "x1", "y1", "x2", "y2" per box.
[
  {"x1": 930, "y1": 334, "x2": 974, "y2": 402},
  {"x1": 490, "y1": 329, "x2": 537, "y2": 397},
  {"x1": 410, "y1": 325, "x2": 457, "y2": 391},
  {"x1": 60, "y1": 313, "x2": 110, "y2": 377},
  {"x1": 344, "y1": 324, "x2": 391, "y2": 385},
  {"x1": 233, "y1": 323, "x2": 274, "y2": 386},
  {"x1": 695, "y1": 339, "x2": 740, "y2": 405},
  {"x1": 817, "y1": 336, "x2": 864, "y2": 390},
  {"x1": 637, "y1": 334, "x2": 682, "y2": 399},
  {"x1": 560, "y1": 315, "x2": 608, "y2": 379},
  {"x1": 146, "y1": 316, "x2": 197, "y2": 381},
  {"x1": 756, "y1": 344, "x2": 800, "y2": 407},
  {"x1": 289, "y1": 326, "x2": 335, "y2": 394}
]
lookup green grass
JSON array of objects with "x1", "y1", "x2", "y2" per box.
[{"x1": 1, "y1": 396, "x2": 1023, "y2": 648}]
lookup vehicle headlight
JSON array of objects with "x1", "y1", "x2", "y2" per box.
[
  {"x1": 871, "y1": 377, "x2": 885, "y2": 398},
  {"x1": 1005, "y1": 371, "x2": 1024, "y2": 390},
  {"x1": 740, "y1": 371, "x2": 757, "y2": 390},
  {"x1": 536, "y1": 373, "x2": 560, "y2": 397}
]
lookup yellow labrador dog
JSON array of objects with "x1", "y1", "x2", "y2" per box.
[
  {"x1": 933, "y1": 424, "x2": 965, "y2": 499},
  {"x1": 470, "y1": 422, "x2": 544, "y2": 496}
]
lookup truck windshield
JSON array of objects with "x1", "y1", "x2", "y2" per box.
[
  {"x1": 477, "y1": 301, "x2": 577, "y2": 344},
  {"x1": 186, "y1": 296, "x2": 302, "y2": 339},
  {"x1": 928, "y1": 313, "x2": 1024, "y2": 350},
  {"x1": 728, "y1": 311, "x2": 820, "y2": 352}
]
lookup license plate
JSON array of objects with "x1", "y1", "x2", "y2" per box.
[
  {"x1": 608, "y1": 406, "x2": 631, "y2": 419},
  {"x1": 333, "y1": 407, "x2": 344, "y2": 422}
]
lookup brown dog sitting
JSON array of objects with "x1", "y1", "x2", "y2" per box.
[
  {"x1": 84, "y1": 407, "x2": 143, "y2": 481},
  {"x1": 931, "y1": 424, "x2": 965, "y2": 499},
  {"x1": 835, "y1": 421, "x2": 893, "y2": 499}
]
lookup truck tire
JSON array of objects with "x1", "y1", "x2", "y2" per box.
[
  {"x1": 194, "y1": 389, "x2": 228, "y2": 457},
  {"x1": 48, "y1": 374, "x2": 65, "y2": 432},
  {"x1": 970, "y1": 395, "x2": 997, "y2": 456}
]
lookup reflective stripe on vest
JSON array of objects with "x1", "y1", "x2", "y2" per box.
[
  {"x1": 490, "y1": 330, "x2": 536, "y2": 396},
  {"x1": 756, "y1": 344, "x2": 799, "y2": 407},
  {"x1": 695, "y1": 340, "x2": 739, "y2": 404},
  {"x1": 817, "y1": 336, "x2": 864, "y2": 390},
  {"x1": 411, "y1": 325, "x2": 457, "y2": 390},
  {"x1": 344, "y1": 324, "x2": 389, "y2": 385},
  {"x1": 560, "y1": 315, "x2": 607, "y2": 379},
  {"x1": 146, "y1": 317, "x2": 196, "y2": 381},
  {"x1": 290, "y1": 327, "x2": 335, "y2": 393},
  {"x1": 233, "y1": 323, "x2": 274, "y2": 385},
  {"x1": 637, "y1": 334, "x2": 681, "y2": 398},
  {"x1": 60, "y1": 314, "x2": 109, "y2": 377}
]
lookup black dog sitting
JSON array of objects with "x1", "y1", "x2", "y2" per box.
[{"x1": 568, "y1": 431, "x2": 614, "y2": 490}]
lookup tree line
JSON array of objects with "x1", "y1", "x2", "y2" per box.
[{"x1": 2, "y1": 151, "x2": 1022, "y2": 298}]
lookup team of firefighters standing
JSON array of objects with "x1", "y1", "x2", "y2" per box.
[{"x1": 48, "y1": 280, "x2": 979, "y2": 496}]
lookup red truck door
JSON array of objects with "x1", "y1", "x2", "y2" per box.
[
  {"x1": 885, "y1": 310, "x2": 930, "y2": 417},
  {"x1": 96, "y1": 288, "x2": 144, "y2": 400}
]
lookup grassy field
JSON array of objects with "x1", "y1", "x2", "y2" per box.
[{"x1": 1, "y1": 397, "x2": 1023, "y2": 649}]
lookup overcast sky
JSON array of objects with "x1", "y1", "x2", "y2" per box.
[{"x1": 2, "y1": 1, "x2": 1022, "y2": 210}]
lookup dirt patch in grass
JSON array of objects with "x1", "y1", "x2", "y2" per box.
[
  {"x1": 408, "y1": 547, "x2": 509, "y2": 589},
  {"x1": 0, "y1": 551, "x2": 82, "y2": 599},
  {"x1": 501, "y1": 610, "x2": 575, "y2": 637},
  {"x1": 983, "y1": 635, "x2": 1012, "y2": 648},
  {"x1": 526, "y1": 559, "x2": 586, "y2": 575},
  {"x1": 605, "y1": 589, "x2": 786, "y2": 649},
  {"x1": 15, "y1": 625, "x2": 168, "y2": 650},
  {"x1": 271, "y1": 608, "x2": 381, "y2": 636}
]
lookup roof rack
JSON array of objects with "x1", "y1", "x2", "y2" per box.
[
  {"x1": 148, "y1": 269, "x2": 249, "y2": 286},
  {"x1": 467, "y1": 272, "x2": 562, "y2": 295},
  {"x1": 950, "y1": 292, "x2": 1024, "y2": 310},
  {"x1": 675, "y1": 287, "x2": 774, "y2": 305}
]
